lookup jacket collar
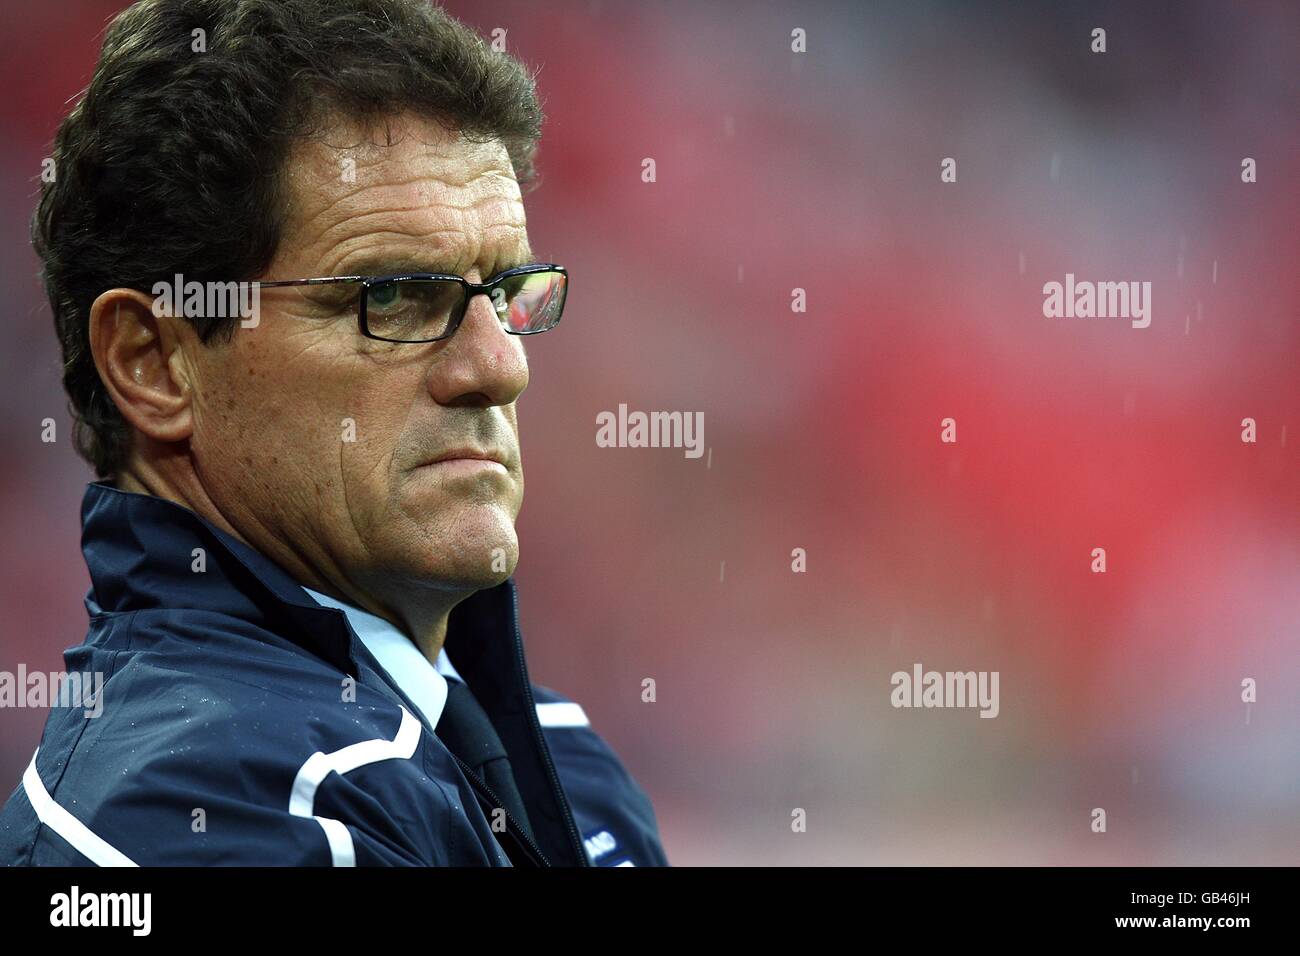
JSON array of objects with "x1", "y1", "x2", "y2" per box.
[
  {"x1": 81, "y1": 479, "x2": 361, "y2": 675},
  {"x1": 301, "y1": 584, "x2": 455, "y2": 730},
  {"x1": 79, "y1": 479, "x2": 589, "y2": 866}
]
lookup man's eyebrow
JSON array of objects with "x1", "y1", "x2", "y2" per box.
[{"x1": 333, "y1": 247, "x2": 537, "y2": 279}]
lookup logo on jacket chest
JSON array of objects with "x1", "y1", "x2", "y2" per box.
[{"x1": 583, "y1": 828, "x2": 635, "y2": 866}]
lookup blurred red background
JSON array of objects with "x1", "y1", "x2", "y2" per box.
[{"x1": 0, "y1": 0, "x2": 1296, "y2": 864}]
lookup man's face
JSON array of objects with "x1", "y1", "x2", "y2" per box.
[{"x1": 182, "y1": 112, "x2": 531, "y2": 616}]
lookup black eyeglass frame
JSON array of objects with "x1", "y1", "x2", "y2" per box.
[{"x1": 254, "y1": 262, "x2": 568, "y2": 343}]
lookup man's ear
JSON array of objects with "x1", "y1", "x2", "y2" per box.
[{"x1": 88, "y1": 288, "x2": 197, "y2": 444}]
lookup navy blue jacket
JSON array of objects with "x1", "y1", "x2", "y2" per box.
[{"x1": 0, "y1": 481, "x2": 668, "y2": 867}]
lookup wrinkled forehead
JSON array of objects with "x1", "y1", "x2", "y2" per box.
[{"x1": 274, "y1": 110, "x2": 529, "y2": 278}]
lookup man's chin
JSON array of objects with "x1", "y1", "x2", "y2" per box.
[
  {"x1": 384, "y1": 498, "x2": 520, "y2": 585},
  {"x1": 430, "y1": 519, "x2": 518, "y2": 583},
  {"x1": 421, "y1": 566, "x2": 514, "y2": 594},
  {"x1": 385, "y1": 550, "x2": 517, "y2": 597}
]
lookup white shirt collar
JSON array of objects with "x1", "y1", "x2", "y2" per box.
[{"x1": 300, "y1": 586, "x2": 465, "y2": 730}]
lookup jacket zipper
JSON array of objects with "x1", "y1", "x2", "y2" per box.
[
  {"x1": 509, "y1": 584, "x2": 590, "y2": 867},
  {"x1": 449, "y1": 751, "x2": 552, "y2": 867}
]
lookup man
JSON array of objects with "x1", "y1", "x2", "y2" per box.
[{"x1": 0, "y1": 0, "x2": 668, "y2": 867}]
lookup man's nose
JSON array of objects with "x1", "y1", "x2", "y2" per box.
[{"x1": 425, "y1": 285, "x2": 529, "y2": 408}]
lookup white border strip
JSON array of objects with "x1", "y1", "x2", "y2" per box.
[
  {"x1": 288, "y1": 707, "x2": 422, "y2": 866},
  {"x1": 536, "y1": 702, "x2": 590, "y2": 728},
  {"x1": 312, "y1": 815, "x2": 356, "y2": 867},
  {"x1": 22, "y1": 749, "x2": 137, "y2": 867}
]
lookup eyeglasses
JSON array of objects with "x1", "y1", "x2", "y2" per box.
[{"x1": 255, "y1": 263, "x2": 567, "y2": 343}]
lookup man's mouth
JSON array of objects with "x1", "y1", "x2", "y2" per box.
[
  {"x1": 413, "y1": 448, "x2": 510, "y2": 478},
  {"x1": 419, "y1": 447, "x2": 507, "y2": 466}
]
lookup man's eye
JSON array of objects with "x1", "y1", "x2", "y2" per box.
[{"x1": 369, "y1": 284, "x2": 403, "y2": 310}]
